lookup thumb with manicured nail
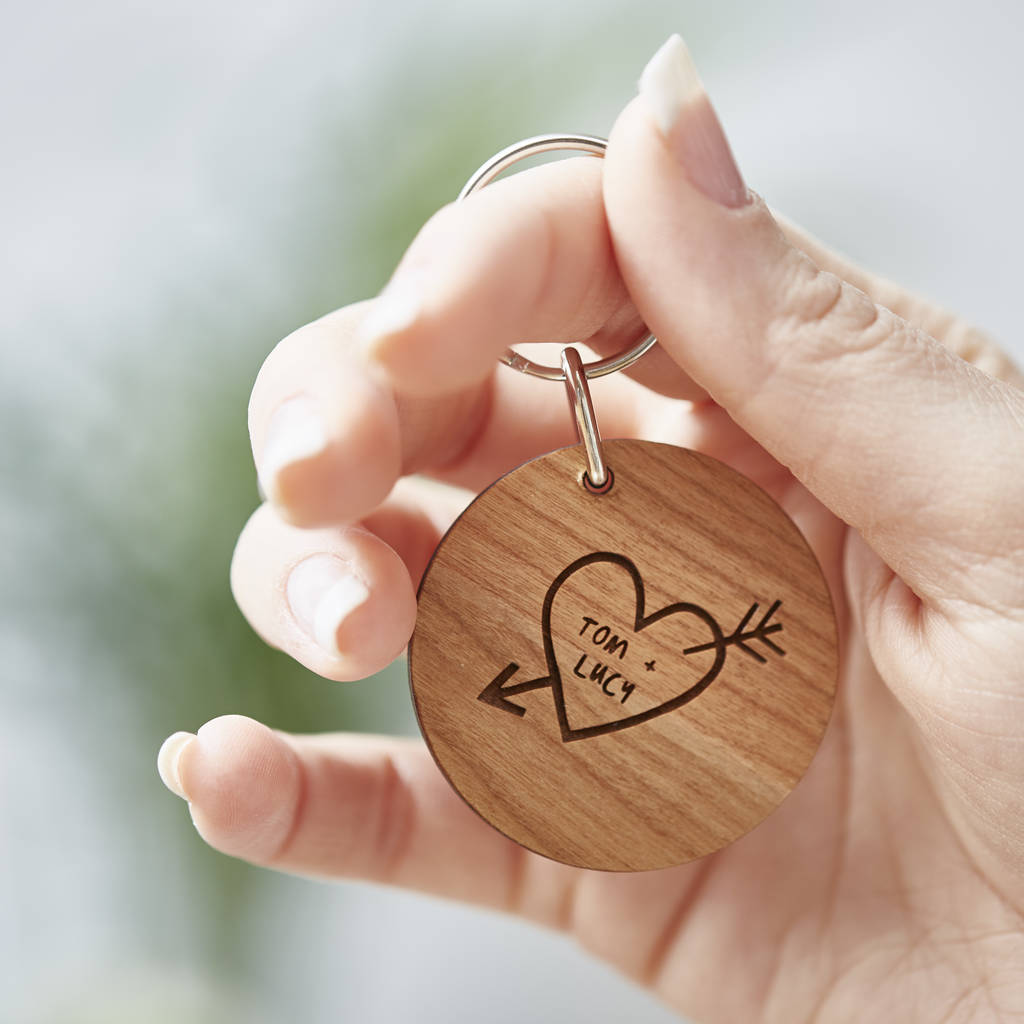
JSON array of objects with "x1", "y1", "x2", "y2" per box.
[{"x1": 603, "y1": 34, "x2": 1024, "y2": 614}]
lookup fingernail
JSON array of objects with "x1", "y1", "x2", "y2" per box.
[
  {"x1": 357, "y1": 277, "x2": 423, "y2": 364},
  {"x1": 158, "y1": 731, "x2": 196, "y2": 800},
  {"x1": 638, "y1": 34, "x2": 748, "y2": 208},
  {"x1": 287, "y1": 553, "x2": 370, "y2": 657},
  {"x1": 258, "y1": 396, "x2": 328, "y2": 503}
]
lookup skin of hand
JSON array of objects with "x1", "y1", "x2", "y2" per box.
[{"x1": 157, "y1": 34, "x2": 1024, "y2": 1023}]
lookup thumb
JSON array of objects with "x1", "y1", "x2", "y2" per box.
[{"x1": 603, "y1": 34, "x2": 1024, "y2": 612}]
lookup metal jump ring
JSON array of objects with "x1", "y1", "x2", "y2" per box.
[
  {"x1": 457, "y1": 133, "x2": 657, "y2": 382},
  {"x1": 561, "y1": 347, "x2": 610, "y2": 490}
]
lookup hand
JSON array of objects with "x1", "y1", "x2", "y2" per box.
[{"x1": 158, "y1": 35, "x2": 1024, "y2": 1022}]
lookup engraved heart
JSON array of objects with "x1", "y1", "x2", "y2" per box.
[
  {"x1": 543, "y1": 552, "x2": 727, "y2": 742},
  {"x1": 475, "y1": 550, "x2": 787, "y2": 741}
]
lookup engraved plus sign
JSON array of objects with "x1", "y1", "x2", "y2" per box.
[{"x1": 644, "y1": 659, "x2": 656, "y2": 672}]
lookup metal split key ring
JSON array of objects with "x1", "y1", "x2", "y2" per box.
[{"x1": 457, "y1": 134, "x2": 658, "y2": 491}]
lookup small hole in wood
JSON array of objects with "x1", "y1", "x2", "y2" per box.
[{"x1": 581, "y1": 466, "x2": 614, "y2": 495}]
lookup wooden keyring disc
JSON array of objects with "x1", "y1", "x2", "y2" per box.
[{"x1": 409, "y1": 439, "x2": 838, "y2": 872}]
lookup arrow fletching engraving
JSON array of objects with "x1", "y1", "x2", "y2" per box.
[{"x1": 684, "y1": 600, "x2": 785, "y2": 664}]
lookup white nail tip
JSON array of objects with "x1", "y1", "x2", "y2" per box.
[
  {"x1": 638, "y1": 33, "x2": 704, "y2": 137},
  {"x1": 157, "y1": 731, "x2": 195, "y2": 800},
  {"x1": 287, "y1": 554, "x2": 371, "y2": 658},
  {"x1": 312, "y1": 575, "x2": 371, "y2": 657},
  {"x1": 258, "y1": 396, "x2": 328, "y2": 500}
]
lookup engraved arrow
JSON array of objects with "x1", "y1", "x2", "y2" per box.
[
  {"x1": 477, "y1": 663, "x2": 551, "y2": 717},
  {"x1": 684, "y1": 600, "x2": 785, "y2": 664}
]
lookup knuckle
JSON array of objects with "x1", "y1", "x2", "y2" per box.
[
  {"x1": 404, "y1": 200, "x2": 461, "y2": 264},
  {"x1": 766, "y1": 256, "x2": 892, "y2": 367},
  {"x1": 371, "y1": 751, "x2": 419, "y2": 883},
  {"x1": 933, "y1": 316, "x2": 989, "y2": 361},
  {"x1": 941, "y1": 317, "x2": 1023, "y2": 385}
]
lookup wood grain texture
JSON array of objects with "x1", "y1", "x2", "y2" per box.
[{"x1": 409, "y1": 439, "x2": 838, "y2": 872}]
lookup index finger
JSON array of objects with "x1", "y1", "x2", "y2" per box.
[
  {"x1": 358, "y1": 155, "x2": 704, "y2": 401},
  {"x1": 361, "y1": 139, "x2": 1021, "y2": 404}
]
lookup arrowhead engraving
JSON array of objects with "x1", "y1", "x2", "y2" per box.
[{"x1": 477, "y1": 663, "x2": 551, "y2": 717}]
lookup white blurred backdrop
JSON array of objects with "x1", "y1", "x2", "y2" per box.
[{"x1": 2, "y1": 0, "x2": 1022, "y2": 1021}]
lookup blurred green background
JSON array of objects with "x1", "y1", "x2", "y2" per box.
[{"x1": 3, "y1": 0, "x2": 1022, "y2": 1020}]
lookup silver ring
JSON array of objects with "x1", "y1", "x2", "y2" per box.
[
  {"x1": 457, "y1": 133, "x2": 657, "y2": 382},
  {"x1": 561, "y1": 347, "x2": 608, "y2": 489}
]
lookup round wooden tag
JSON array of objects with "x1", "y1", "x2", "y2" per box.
[{"x1": 409, "y1": 439, "x2": 837, "y2": 871}]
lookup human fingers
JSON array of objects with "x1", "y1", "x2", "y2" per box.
[
  {"x1": 775, "y1": 214, "x2": 1024, "y2": 389},
  {"x1": 356, "y1": 125, "x2": 1020, "y2": 413},
  {"x1": 602, "y1": 35, "x2": 1024, "y2": 611},
  {"x1": 250, "y1": 302, "x2": 643, "y2": 528},
  {"x1": 357, "y1": 155, "x2": 705, "y2": 401},
  {"x1": 157, "y1": 712, "x2": 713, "y2": 979},
  {"x1": 157, "y1": 715, "x2": 577, "y2": 921},
  {"x1": 230, "y1": 478, "x2": 468, "y2": 680},
  {"x1": 254, "y1": 147, "x2": 1021, "y2": 534}
]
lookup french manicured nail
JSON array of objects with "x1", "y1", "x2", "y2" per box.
[
  {"x1": 357, "y1": 277, "x2": 423, "y2": 364},
  {"x1": 638, "y1": 33, "x2": 748, "y2": 208},
  {"x1": 258, "y1": 396, "x2": 328, "y2": 503},
  {"x1": 158, "y1": 731, "x2": 195, "y2": 800},
  {"x1": 287, "y1": 553, "x2": 370, "y2": 657}
]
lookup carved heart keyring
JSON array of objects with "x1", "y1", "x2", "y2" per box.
[{"x1": 407, "y1": 136, "x2": 839, "y2": 872}]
